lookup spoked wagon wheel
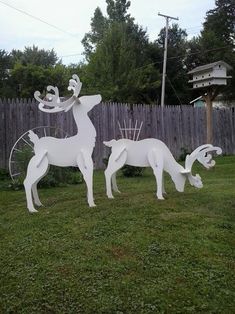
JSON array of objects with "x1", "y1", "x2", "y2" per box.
[{"x1": 9, "y1": 126, "x2": 69, "y2": 183}]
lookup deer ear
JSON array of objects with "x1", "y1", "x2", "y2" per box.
[
  {"x1": 79, "y1": 95, "x2": 102, "y2": 106},
  {"x1": 180, "y1": 169, "x2": 190, "y2": 175}
]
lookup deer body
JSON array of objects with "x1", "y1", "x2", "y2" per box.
[
  {"x1": 33, "y1": 108, "x2": 96, "y2": 167},
  {"x1": 23, "y1": 75, "x2": 101, "y2": 212},
  {"x1": 104, "y1": 138, "x2": 222, "y2": 200},
  {"x1": 113, "y1": 138, "x2": 181, "y2": 168}
]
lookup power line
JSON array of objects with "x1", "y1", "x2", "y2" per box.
[
  {"x1": 132, "y1": 45, "x2": 231, "y2": 73},
  {"x1": 0, "y1": 0, "x2": 78, "y2": 38},
  {"x1": 185, "y1": 25, "x2": 202, "y2": 31},
  {"x1": 166, "y1": 75, "x2": 183, "y2": 105},
  {"x1": 60, "y1": 53, "x2": 83, "y2": 58}
]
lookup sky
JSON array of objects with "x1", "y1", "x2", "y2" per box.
[{"x1": 0, "y1": 0, "x2": 216, "y2": 65}]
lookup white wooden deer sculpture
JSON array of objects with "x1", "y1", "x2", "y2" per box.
[
  {"x1": 24, "y1": 75, "x2": 101, "y2": 212},
  {"x1": 104, "y1": 139, "x2": 222, "y2": 199}
]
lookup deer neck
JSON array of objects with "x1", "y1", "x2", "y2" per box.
[
  {"x1": 164, "y1": 155, "x2": 185, "y2": 178},
  {"x1": 72, "y1": 105, "x2": 96, "y2": 142}
]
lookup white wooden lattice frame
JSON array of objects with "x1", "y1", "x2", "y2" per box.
[{"x1": 117, "y1": 119, "x2": 143, "y2": 141}]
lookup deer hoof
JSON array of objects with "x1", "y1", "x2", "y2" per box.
[
  {"x1": 89, "y1": 203, "x2": 96, "y2": 207},
  {"x1": 107, "y1": 194, "x2": 114, "y2": 199},
  {"x1": 28, "y1": 208, "x2": 38, "y2": 213},
  {"x1": 35, "y1": 202, "x2": 43, "y2": 207}
]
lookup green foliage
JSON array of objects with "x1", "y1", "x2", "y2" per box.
[
  {"x1": 121, "y1": 164, "x2": 143, "y2": 177},
  {"x1": 5, "y1": 63, "x2": 72, "y2": 98},
  {"x1": 0, "y1": 49, "x2": 12, "y2": 96},
  {"x1": 0, "y1": 46, "x2": 72, "y2": 98},
  {"x1": 0, "y1": 157, "x2": 234, "y2": 312},
  {"x1": 203, "y1": 0, "x2": 235, "y2": 46},
  {"x1": 85, "y1": 21, "x2": 160, "y2": 103},
  {"x1": 11, "y1": 45, "x2": 58, "y2": 67},
  {"x1": 82, "y1": 7, "x2": 108, "y2": 58},
  {"x1": 178, "y1": 147, "x2": 191, "y2": 162},
  {"x1": 0, "y1": 0, "x2": 234, "y2": 104},
  {"x1": 106, "y1": 0, "x2": 131, "y2": 22},
  {"x1": 186, "y1": 0, "x2": 235, "y2": 100},
  {"x1": 157, "y1": 24, "x2": 189, "y2": 105},
  {"x1": 0, "y1": 168, "x2": 8, "y2": 180}
]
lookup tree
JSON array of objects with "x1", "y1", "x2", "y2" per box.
[
  {"x1": 186, "y1": 0, "x2": 235, "y2": 99},
  {"x1": 11, "y1": 46, "x2": 58, "y2": 67},
  {"x1": 106, "y1": 0, "x2": 131, "y2": 22},
  {"x1": 4, "y1": 63, "x2": 71, "y2": 98},
  {"x1": 82, "y1": 7, "x2": 107, "y2": 58},
  {"x1": 82, "y1": 0, "x2": 161, "y2": 103},
  {"x1": 0, "y1": 46, "x2": 65, "y2": 98},
  {"x1": 203, "y1": 0, "x2": 235, "y2": 45},
  {"x1": 0, "y1": 50, "x2": 12, "y2": 96},
  {"x1": 85, "y1": 22, "x2": 160, "y2": 103}
]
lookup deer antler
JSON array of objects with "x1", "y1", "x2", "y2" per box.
[
  {"x1": 34, "y1": 75, "x2": 82, "y2": 113},
  {"x1": 185, "y1": 144, "x2": 222, "y2": 172},
  {"x1": 68, "y1": 74, "x2": 82, "y2": 97}
]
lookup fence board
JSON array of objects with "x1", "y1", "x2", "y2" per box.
[{"x1": 0, "y1": 98, "x2": 234, "y2": 170}]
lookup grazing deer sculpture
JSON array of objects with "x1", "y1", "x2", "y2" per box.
[
  {"x1": 24, "y1": 75, "x2": 101, "y2": 212},
  {"x1": 104, "y1": 139, "x2": 222, "y2": 199}
]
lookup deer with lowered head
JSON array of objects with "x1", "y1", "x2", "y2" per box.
[
  {"x1": 24, "y1": 75, "x2": 101, "y2": 212},
  {"x1": 104, "y1": 138, "x2": 222, "y2": 200}
]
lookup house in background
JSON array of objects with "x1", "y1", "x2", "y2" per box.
[
  {"x1": 190, "y1": 94, "x2": 235, "y2": 108},
  {"x1": 190, "y1": 96, "x2": 205, "y2": 107}
]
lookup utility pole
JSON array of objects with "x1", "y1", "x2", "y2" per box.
[{"x1": 158, "y1": 13, "x2": 179, "y2": 107}]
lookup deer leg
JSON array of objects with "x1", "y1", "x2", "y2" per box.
[
  {"x1": 24, "y1": 151, "x2": 49, "y2": 213},
  {"x1": 162, "y1": 174, "x2": 166, "y2": 195},
  {"x1": 77, "y1": 150, "x2": 96, "y2": 207},
  {"x1": 104, "y1": 148, "x2": 127, "y2": 199},
  {"x1": 111, "y1": 172, "x2": 121, "y2": 193},
  {"x1": 32, "y1": 165, "x2": 50, "y2": 206},
  {"x1": 147, "y1": 149, "x2": 165, "y2": 200},
  {"x1": 32, "y1": 182, "x2": 43, "y2": 207}
]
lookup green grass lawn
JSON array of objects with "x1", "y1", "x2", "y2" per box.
[{"x1": 0, "y1": 156, "x2": 234, "y2": 313}]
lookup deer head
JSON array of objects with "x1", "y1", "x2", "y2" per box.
[
  {"x1": 34, "y1": 74, "x2": 101, "y2": 113},
  {"x1": 181, "y1": 144, "x2": 222, "y2": 188}
]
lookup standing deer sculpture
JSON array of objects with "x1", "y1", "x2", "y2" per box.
[
  {"x1": 24, "y1": 75, "x2": 101, "y2": 212},
  {"x1": 104, "y1": 138, "x2": 222, "y2": 199}
]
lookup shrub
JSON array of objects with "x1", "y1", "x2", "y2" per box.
[
  {"x1": 178, "y1": 147, "x2": 190, "y2": 162},
  {"x1": 121, "y1": 165, "x2": 144, "y2": 177}
]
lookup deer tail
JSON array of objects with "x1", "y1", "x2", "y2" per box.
[
  {"x1": 28, "y1": 130, "x2": 39, "y2": 145},
  {"x1": 103, "y1": 140, "x2": 117, "y2": 147}
]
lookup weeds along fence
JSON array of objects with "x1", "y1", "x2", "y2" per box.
[{"x1": 0, "y1": 98, "x2": 234, "y2": 170}]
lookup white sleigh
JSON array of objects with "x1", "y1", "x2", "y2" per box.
[
  {"x1": 104, "y1": 138, "x2": 222, "y2": 199},
  {"x1": 24, "y1": 75, "x2": 101, "y2": 212}
]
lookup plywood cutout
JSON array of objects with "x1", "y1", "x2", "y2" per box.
[
  {"x1": 24, "y1": 75, "x2": 101, "y2": 212},
  {"x1": 104, "y1": 138, "x2": 222, "y2": 199}
]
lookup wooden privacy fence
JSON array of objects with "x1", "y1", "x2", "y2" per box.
[{"x1": 0, "y1": 98, "x2": 235, "y2": 169}]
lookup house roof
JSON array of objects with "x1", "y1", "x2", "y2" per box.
[
  {"x1": 190, "y1": 96, "x2": 203, "y2": 104},
  {"x1": 188, "y1": 61, "x2": 233, "y2": 74}
]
